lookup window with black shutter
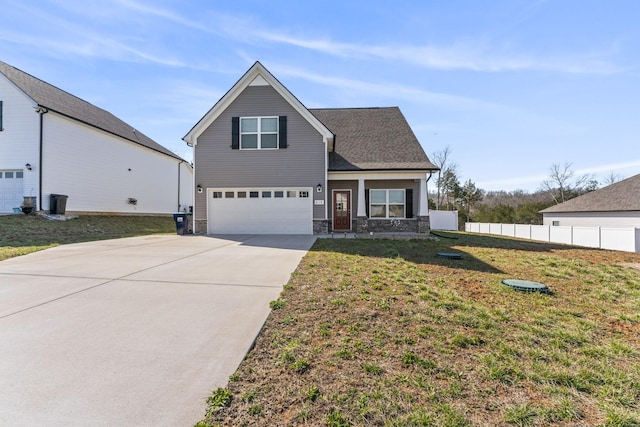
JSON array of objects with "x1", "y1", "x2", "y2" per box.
[
  {"x1": 233, "y1": 116, "x2": 287, "y2": 150},
  {"x1": 406, "y1": 188, "x2": 414, "y2": 218},
  {"x1": 279, "y1": 116, "x2": 287, "y2": 148},
  {"x1": 231, "y1": 117, "x2": 239, "y2": 149}
]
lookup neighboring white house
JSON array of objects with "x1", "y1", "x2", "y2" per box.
[
  {"x1": 540, "y1": 173, "x2": 640, "y2": 228},
  {"x1": 0, "y1": 60, "x2": 192, "y2": 214}
]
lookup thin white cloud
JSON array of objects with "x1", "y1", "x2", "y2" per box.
[
  {"x1": 113, "y1": 0, "x2": 622, "y2": 75},
  {"x1": 114, "y1": 0, "x2": 211, "y2": 33},
  {"x1": 575, "y1": 159, "x2": 640, "y2": 176},
  {"x1": 271, "y1": 64, "x2": 507, "y2": 111},
  {"x1": 259, "y1": 32, "x2": 621, "y2": 74},
  {"x1": 0, "y1": 0, "x2": 190, "y2": 68}
]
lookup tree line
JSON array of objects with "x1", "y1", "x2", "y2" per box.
[{"x1": 429, "y1": 147, "x2": 620, "y2": 228}]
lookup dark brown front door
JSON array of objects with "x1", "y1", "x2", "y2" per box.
[{"x1": 333, "y1": 191, "x2": 351, "y2": 230}]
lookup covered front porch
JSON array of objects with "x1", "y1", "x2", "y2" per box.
[{"x1": 325, "y1": 171, "x2": 432, "y2": 234}]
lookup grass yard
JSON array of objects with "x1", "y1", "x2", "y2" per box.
[
  {"x1": 0, "y1": 214, "x2": 175, "y2": 261},
  {"x1": 200, "y1": 233, "x2": 640, "y2": 427}
]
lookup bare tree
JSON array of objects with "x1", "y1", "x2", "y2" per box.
[
  {"x1": 541, "y1": 162, "x2": 597, "y2": 204},
  {"x1": 603, "y1": 172, "x2": 624, "y2": 186},
  {"x1": 431, "y1": 146, "x2": 457, "y2": 209}
]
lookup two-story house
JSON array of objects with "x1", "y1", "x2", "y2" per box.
[
  {"x1": 0, "y1": 60, "x2": 192, "y2": 215},
  {"x1": 184, "y1": 62, "x2": 438, "y2": 235}
]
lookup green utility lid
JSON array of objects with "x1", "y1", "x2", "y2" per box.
[
  {"x1": 437, "y1": 252, "x2": 463, "y2": 259},
  {"x1": 501, "y1": 279, "x2": 550, "y2": 294}
]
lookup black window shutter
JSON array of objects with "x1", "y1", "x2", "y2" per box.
[
  {"x1": 231, "y1": 117, "x2": 239, "y2": 149},
  {"x1": 406, "y1": 188, "x2": 414, "y2": 218},
  {"x1": 279, "y1": 116, "x2": 287, "y2": 149},
  {"x1": 365, "y1": 189, "x2": 370, "y2": 217},
  {"x1": 0, "y1": 101, "x2": 3, "y2": 131}
]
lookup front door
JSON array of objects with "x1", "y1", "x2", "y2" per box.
[{"x1": 333, "y1": 191, "x2": 351, "y2": 230}]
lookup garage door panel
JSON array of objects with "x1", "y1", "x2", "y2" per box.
[
  {"x1": 207, "y1": 188, "x2": 313, "y2": 235},
  {"x1": 0, "y1": 171, "x2": 24, "y2": 213}
]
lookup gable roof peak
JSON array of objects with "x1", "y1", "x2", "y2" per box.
[{"x1": 183, "y1": 61, "x2": 334, "y2": 147}]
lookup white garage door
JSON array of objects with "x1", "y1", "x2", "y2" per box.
[
  {"x1": 207, "y1": 188, "x2": 313, "y2": 235},
  {"x1": 0, "y1": 170, "x2": 24, "y2": 213}
]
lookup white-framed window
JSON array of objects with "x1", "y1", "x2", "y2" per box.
[
  {"x1": 370, "y1": 189, "x2": 405, "y2": 218},
  {"x1": 240, "y1": 117, "x2": 278, "y2": 149}
]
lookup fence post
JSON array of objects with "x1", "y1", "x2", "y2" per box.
[{"x1": 598, "y1": 226, "x2": 602, "y2": 249}]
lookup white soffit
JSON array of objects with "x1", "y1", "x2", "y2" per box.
[{"x1": 249, "y1": 75, "x2": 270, "y2": 86}]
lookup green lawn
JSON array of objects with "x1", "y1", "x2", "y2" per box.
[
  {"x1": 0, "y1": 214, "x2": 175, "y2": 261},
  {"x1": 200, "y1": 233, "x2": 640, "y2": 427}
]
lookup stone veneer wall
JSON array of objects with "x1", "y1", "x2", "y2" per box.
[
  {"x1": 195, "y1": 217, "x2": 429, "y2": 235},
  {"x1": 313, "y1": 220, "x2": 328, "y2": 234},
  {"x1": 354, "y1": 217, "x2": 430, "y2": 233},
  {"x1": 194, "y1": 219, "x2": 207, "y2": 234},
  {"x1": 416, "y1": 216, "x2": 430, "y2": 234}
]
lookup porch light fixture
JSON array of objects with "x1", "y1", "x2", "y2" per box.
[
  {"x1": 197, "y1": 185, "x2": 203, "y2": 193},
  {"x1": 25, "y1": 163, "x2": 32, "y2": 171},
  {"x1": 317, "y1": 183, "x2": 323, "y2": 193}
]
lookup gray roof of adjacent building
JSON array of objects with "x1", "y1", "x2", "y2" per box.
[
  {"x1": 540, "y1": 173, "x2": 640, "y2": 213},
  {"x1": 310, "y1": 107, "x2": 439, "y2": 171},
  {"x1": 0, "y1": 60, "x2": 182, "y2": 161}
]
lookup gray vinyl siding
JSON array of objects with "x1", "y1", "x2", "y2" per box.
[
  {"x1": 327, "y1": 179, "x2": 418, "y2": 220},
  {"x1": 194, "y1": 86, "x2": 326, "y2": 219}
]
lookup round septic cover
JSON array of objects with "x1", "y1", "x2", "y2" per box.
[
  {"x1": 437, "y1": 252, "x2": 463, "y2": 259},
  {"x1": 502, "y1": 279, "x2": 550, "y2": 294}
]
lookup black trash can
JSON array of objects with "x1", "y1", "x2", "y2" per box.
[
  {"x1": 173, "y1": 213, "x2": 187, "y2": 235},
  {"x1": 50, "y1": 194, "x2": 68, "y2": 214}
]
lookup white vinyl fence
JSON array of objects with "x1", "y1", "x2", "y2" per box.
[
  {"x1": 465, "y1": 222, "x2": 640, "y2": 253},
  {"x1": 430, "y1": 210, "x2": 459, "y2": 230}
]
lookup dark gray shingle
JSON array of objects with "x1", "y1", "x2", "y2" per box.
[
  {"x1": 310, "y1": 107, "x2": 438, "y2": 171},
  {"x1": 0, "y1": 60, "x2": 181, "y2": 160},
  {"x1": 541, "y1": 173, "x2": 640, "y2": 213}
]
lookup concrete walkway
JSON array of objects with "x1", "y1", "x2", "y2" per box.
[{"x1": 0, "y1": 234, "x2": 315, "y2": 426}]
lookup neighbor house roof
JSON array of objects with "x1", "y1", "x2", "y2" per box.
[
  {"x1": 310, "y1": 107, "x2": 439, "y2": 171},
  {"x1": 0, "y1": 60, "x2": 182, "y2": 160},
  {"x1": 541, "y1": 173, "x2": 640, "y2": 213}
]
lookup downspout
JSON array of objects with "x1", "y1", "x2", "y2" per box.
[
  {"x1": 36, "y1": 106, "x2": 49, "y2": 211},
  {"x1": 425, "y1": 170, "x2": 435, "y2": 214},
  {"x1": 177, "y1": 159, "x2": 185, "y2": 212}
]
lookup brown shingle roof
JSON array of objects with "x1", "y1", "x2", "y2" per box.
[
  {"x1": 0, "y1": 60, "x2": 182, "y2": 160},
  {"x1": 541, "y1": 173, "x2": 640, "y2": 213},
  {"x1": 310, "y1": 107, "x2": 438, "y2": 171}
]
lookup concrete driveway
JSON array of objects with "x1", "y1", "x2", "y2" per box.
[{"x1": 0, "y1": 234, "x2": 315, "y2": 426}]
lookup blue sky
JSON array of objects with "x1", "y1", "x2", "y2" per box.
[{"x1": 2, "y1": 0, "x2": 639, "y2": 192}]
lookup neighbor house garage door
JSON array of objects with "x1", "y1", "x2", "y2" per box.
[
  {"x1": 0, "y1": 170, "x2": 24, "y2": 213},
  {"x1": 207, "y1": 188, "x2": 313, "y2": 234}
]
